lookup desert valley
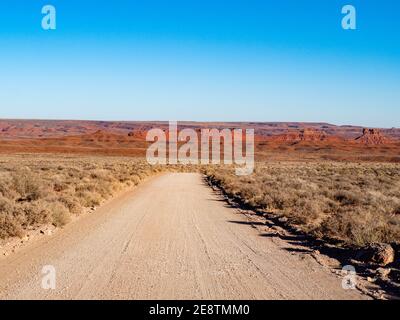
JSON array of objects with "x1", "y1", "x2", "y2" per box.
[
  {"x1": 0, "y1": 119, "x2": 399, "y2": 300},
  {"x1": 1, "y1": 119, "x2": 399, "y2": 161}
]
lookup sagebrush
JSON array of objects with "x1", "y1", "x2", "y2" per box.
[
  {"x1": 0, "y1": 155, "x2": 163, "y2": 239},
  {"x1": 204, "y1": 162, "x2": 400, "y2": 246}
]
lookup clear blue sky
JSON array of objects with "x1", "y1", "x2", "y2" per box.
[{"x1": 0, "y1": 0, "x2": 399, "y2": 127}]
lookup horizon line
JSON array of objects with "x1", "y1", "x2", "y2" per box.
[{"x1": 0, "y1": 117, "x2": 399, "y2": 130}]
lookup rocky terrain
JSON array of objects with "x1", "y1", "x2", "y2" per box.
[
  {"x1": 355, "y1": 128, "x2": 394, "y2": 145},
  {"x1": 0, "y1": 119, "x2": 399, "y2": 162},
  {"x1": 1, "y1": 119, "x2": 400, "y2": 140}
]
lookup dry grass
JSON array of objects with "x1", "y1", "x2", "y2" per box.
[
  {"x1": 2, "y1": 153, "x2": 399, "y2": 248},
  {"x1": 204, "y1": 161, "x2": 400, "y2": 246},
  {"x1": 0, "y1": 155, "x2": 164, "y2": 239}
]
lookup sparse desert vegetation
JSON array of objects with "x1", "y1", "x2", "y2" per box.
[
  {"x1": 205, "y1": 161, "x2": 400, "y2": 246},
  {"x1": 2, "y1": 153, "x2": 400, "y2": 250},
  {"x1": 0, "y1": 155, "x2": 164, "y2": 239},
  {"x1": 0, "y1": 153, "x2": 399, "y2": 298}
]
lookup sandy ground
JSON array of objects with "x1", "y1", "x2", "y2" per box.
[{"x1": 0, "y1": 173, "x2": 368, "y2": 300}]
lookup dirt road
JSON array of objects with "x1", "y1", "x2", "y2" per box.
[{"x1": 0, "y1": 173, "x2": 367, "y2": 299}]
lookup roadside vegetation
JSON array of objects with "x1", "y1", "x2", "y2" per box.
[
  {"x1": 204, "y1": 161, "x2": 400, "y2": 246},
  {"x1": 0, "y1": 155, "x2": 164, "y2": 239},
  {"x1": 2, "y1": 154, "x2": 399, "y2": 248}
]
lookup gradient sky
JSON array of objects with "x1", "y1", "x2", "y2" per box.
[{"x1": 0, "y1": 0, "x2": 399, "y2": 127}]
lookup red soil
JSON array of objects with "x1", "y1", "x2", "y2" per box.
[{"x1": 0, "y1": 119, "x2": 399, "y2": 162}]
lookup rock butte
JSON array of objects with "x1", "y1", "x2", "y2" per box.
[{"x1": 0, "y1": 120, "x2": 399, "y2": 161}]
